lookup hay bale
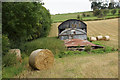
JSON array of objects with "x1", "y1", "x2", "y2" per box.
[
  {"x1": 29, "y1": 49, "x2": 54, "y2": 70},
  {"x1": 9, "y1": 49, "x2": 22, "y2": 62},
  {"x1": 103, "y1": 36, "x2": 110, "y2": 41},
  {"x1": 96, "y1": 36, "x2": 103, "y2": 40},
  {"x1": 90, "y1": 37, "x2": 97, "y2": 41}
]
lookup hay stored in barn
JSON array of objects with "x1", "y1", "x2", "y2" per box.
[
  {"x1": 9, "y1": 49, "x2": 22, "y2": 62},
  {"x1": 29, "y1": 49, "x2": 54, "y2": 70}
]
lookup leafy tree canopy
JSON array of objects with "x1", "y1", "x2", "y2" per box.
[{"x1": 2, "y1": 2, "x2": 52, "y2": 48}]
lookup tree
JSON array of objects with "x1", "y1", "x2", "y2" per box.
[
  {"x1": 101, "y1": 3, "x2": 108, "y2": 9},
  {"x1": 111, "y1": 9, "x2": 117, "y2": 15},
  {"x1": 91, "y1": 2, "x2": 102, "y2": 10},
  {"x1": 2, "y1": 2, "x2": 52, "y2": 48},
  {"x1": 77, "y1": 15, "x2": 80, "y2": 20},
  {"x1": 108, "y1": 3, "x2": 115, "y2": 9}
]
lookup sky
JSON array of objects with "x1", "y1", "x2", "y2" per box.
[{"x1": 42, "y1": 0, "x2": 92, "y2": 14}]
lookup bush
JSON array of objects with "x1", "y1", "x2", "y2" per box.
[
  {"x1": 118, "y1": 10, "x2": 120, "y2": 15},
  {"x1": 2, "y1": 35, "x2": 10, "y2": 56},
  {"x1": 103, "y1": 9, "x2": 109, "y2": 16},
  {"x1": 77, "y1": 15, "x2": 80, "y2": 20},
  {"x1": 93, "y1": 9, "x2": 102, "y2": 16},
  {"x1": 82, "y1": 13, "x2": 86, "y2": 17},
  {"x1": 111, "y1": 9, "x2": 117, "y2": 15},
  {"x1": 84, "y1": 45, "x2": 92, "y2": 52},
  {"x1": 3, "y1": 53, "x2": 18, "y2": 67}
]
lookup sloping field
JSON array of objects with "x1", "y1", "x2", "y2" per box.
[
  {"x1": 15, "y1": 19, "x2": 118, "y2": 78},
  {"x1": 17, "y1": 52, "x2": 118, "y2": 78},
  {"x1": 48, "y1": 18, "x2": 118, "y2": 48}
]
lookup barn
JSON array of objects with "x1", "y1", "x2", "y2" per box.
[
  {"x1": 58, "y1": 19, "x2": 87, "y2": 40},
  {"x1": 58, "y1": 19, "x2": 103, "y2": 50}
]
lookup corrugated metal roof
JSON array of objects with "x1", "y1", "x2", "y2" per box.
[{"x1": 64, "y1": 39, "x2": 103, "y2": 48}]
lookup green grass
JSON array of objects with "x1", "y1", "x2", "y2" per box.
[
  {"x1": 51, "y1": 9, "x2": 120, "y2": 23},
  {"x1": 20, "y1": 37, "x2": 66, "y2": 56},
  {"x1": 2, "y1": 56, "x2": 28, "y2": 78},
  {"x1": 56, "y1": 41, "x2": 117, "y2": 58}
]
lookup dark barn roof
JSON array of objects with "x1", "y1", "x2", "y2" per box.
[{"x1": 58, "y1": 19, "x2": 87, "y2": 34}]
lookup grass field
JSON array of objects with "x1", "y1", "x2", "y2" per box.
[
  {"x1": 16, "y1": 52, "x2": 118, "y2": 78},
  {"x1": 13, "y1": 18, "x2": 119, "y2": 78},
  {"x1": 48, "y1": 18, "x2": 118, "y2": 48},
  {"x1": 52, "y1": 9, "x2": 120, "y2": 23}
]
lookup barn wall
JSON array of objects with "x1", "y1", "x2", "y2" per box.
[{"x1": 58, "y1": 19, "x2": 87, "y2": 34}]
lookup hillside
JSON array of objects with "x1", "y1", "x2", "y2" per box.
[
  {"x1": 48, "y1": 18, "x2": 118, "y2": 48},
  {"x1": 51, "y1": 9, "x2": 120, "y2": 23}
]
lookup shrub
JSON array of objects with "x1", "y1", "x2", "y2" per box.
[
  {"x1": 82, "y1": 13, "x2": 86, "y2": 17},
  {"x1": 93, "y1": 9, "x2": 102, "y2": 16},
  {"x1": 77, "y1": 15, "x2": 80, "y2": 20},
  {"x1": 98, "y1": 13, "x2": 103, "y2": 18},
  {"x1": 2, "y1": 35, "x2": 10, "y2": 56},
  {"x1": 103, "y1": 9, "x2": 109, "y2": 16},
  {"x1": 118, "y1": 10, "x2": 120, "y2": 15},
  {"x1": 3, "y1": 53, "x2": 18, "y2": 67},
  {"x1": 84, "y1": 45, "x2": 92, "y2": 52},
  {"x1": 111, "y1": 9, "x2": 117, "y2": 15}
]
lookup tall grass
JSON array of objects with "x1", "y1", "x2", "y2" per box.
[{"x1": 20, "y1": 37, "x2": 66, "y2": 56}]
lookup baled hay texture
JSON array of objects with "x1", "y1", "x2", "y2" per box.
[
  {"x1": 103, "y1": 36, "x2": 110, "y2": 41},
  {"x1": 96, "y1": 36, "x2": 103, "y2": 40},
  {"x1": 90, "y1": 37, "x2": 97, "y2": 41},
  {"x1": 29, "y1": 49, "x2": 54, "y2": 70},
  {"x1": 9, "y1": 49, "x2": 22, "y2": 62}
]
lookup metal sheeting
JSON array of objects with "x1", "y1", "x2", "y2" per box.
[
  {"x1": 59, "y1": 28, "x2": 87, "y2": 40},
  {"x1": 64, "y1": 39, "x2": 103, "y2": 48},
  {"x1": 58, "y1": 19, "x2": 87, "y2": 34}
]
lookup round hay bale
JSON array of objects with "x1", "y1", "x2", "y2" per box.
[
  {"x1": 103, "y1": 36, "x2": 110, "y2": 41},
  {"x1": 9, "y1": 49, "x2": 22, "y2": 62},
  {"x1": 29, "y1": 49, "x2": 54, "y2": 70},
  {"x1": 96, "y1": 36, "x2": 103, "y2": 40},
  {"x1": 90, "y1": 37, "x2": 97, "y2": 41}
]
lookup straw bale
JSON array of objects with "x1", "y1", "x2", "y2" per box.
[
  {"x1": 90, "y1": 37, "x2": 97, "y2": 41},
  {"x1": 29, "y1": 49, "x2": 54, "y2": 70},
  {"x1": 9, "y1": 49, "x2": 22, "y2": 62},
  {"x1": 96, "y1": 36, "x2": 103, "y2": 40},
  {"x1": 103, "y1": 36, "x2": 110, "y2": 41}
]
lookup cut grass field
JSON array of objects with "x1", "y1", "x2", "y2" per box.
[
  {"x1": 48, "y1": 18, "x2": 118, "y2": 48},
  {"x1": 16, "y1": 52, "x2": 118, "y2": 78}
]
